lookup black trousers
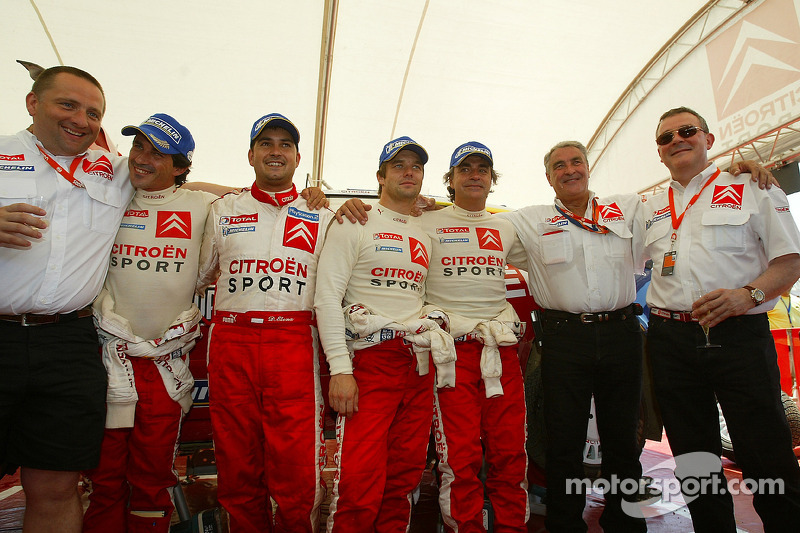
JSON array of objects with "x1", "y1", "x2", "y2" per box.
[
  {"x1": 541, "y1": 314, "x2": 646, "y2": 533},
  {"x1": 648, "y1": 313, "x2": 800, "y2": 533}
]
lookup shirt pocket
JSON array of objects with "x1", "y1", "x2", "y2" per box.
[
  {"x1": 602, "y1": 223, "x2": 632, "y2": 258},
  {"x1": 0, "y1": 178, "x2": 37, "y2": 206},
  {"x1": 701, "y1": 211, "x2": 750, "y2": 252},
  {"x1": 83, "y1": 180, "x2": 123, "y2": 234},
  {"x1": 538, "y1": 224, "x2": 572, "y2": 265}
]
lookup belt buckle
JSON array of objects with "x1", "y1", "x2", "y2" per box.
[
  {"x1": 580, "y1": 313, "x2": 594, "y2": 324},
  {"x1": 20, "y1": 314, "x2": 30, "y2": 327}
]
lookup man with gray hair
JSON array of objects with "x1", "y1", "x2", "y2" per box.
[{"x1": 499, "y1": 140, "x2": 647, "y2": 532}]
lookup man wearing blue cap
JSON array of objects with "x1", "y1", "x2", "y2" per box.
[
  {"x1": 422, "y1": 142, "x2": 531, "y2": 532},
  {"x1": 197, "y1": 113, "x2": 331, "y2": 532},
  {"x1": 0, "y1": 66, "x2": 134, "y2": 533},
  {"x1": 315, "y1": 137, "x2": 457, "y2": 532},
  {"x1": 82, "y1": 114, "x2": 217, "y2": 533}
]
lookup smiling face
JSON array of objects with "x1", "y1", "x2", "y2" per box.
[
  {"x1": 248, "y1": 126, "x2": 300, "y2": 191},
  {"x1": 26, "y1": 72, "x2": 105, "y2": 156},
  {"x1": 128, "y1": 133, "x2": 185, "y2": 191},
  {"x1": 546, "y1": 145, "x2": 590, "y2": 206},
  {"x1": 450, "y1": 154, "x2": 492, "y2": 210},
  {"x1": 656, "y1": 112, "x2": 714, "y2": 185}
]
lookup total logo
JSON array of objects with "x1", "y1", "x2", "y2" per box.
[
  {"x1": 711, "y1": 184, "x2": 744, "y2": 210},
  {"x1": 82, "y1": 155, "x2": 113, "y2": 181},
  {"x1": 219, "y1": 213, "x2": 258, "y2": 225},
  {"x1": 156, "y1": 211, "x2": 192, "y2": 239},
  {"x1": 476, "y1": 228, "x2": 503, "y2": 251}
]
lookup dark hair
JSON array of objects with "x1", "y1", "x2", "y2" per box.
[
  {"x1": 442, "y1": 166, "x2": 499, "y2": 202},
  {"x1": 657, "y1": 107, "x2": 709, "y2": 136},
  {"x1": 171, "y1": 153, "x2": 192, "y2": 186},
  {"x1": 31, "y1": 66, "x2": 106, "y2": 114}
]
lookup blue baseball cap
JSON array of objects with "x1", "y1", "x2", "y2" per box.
[
  {"x1": 450, "y1": 141, "x2": 493, "y2": 167},
  {"x1": 121, "y1": 113, "x2": 195, "y2": 162},
  {"x1": 250, "y1": 113, "x2": 300, "y2": 146},
  {"x1": 379, "y1": 136, "x2": 428, "y2": 167}
]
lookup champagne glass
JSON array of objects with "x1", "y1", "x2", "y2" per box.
[{"x1": 692, "y1": 286, "x2": 721, "y2": 349}]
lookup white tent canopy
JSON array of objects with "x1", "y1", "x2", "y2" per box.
[{"x1": 1, "y1": 0, "x2": 756, "y2": 208}]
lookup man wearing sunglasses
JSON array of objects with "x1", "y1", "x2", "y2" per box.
[{"x1": 637, "y1": 106, "x2": 800, "y2": 532}]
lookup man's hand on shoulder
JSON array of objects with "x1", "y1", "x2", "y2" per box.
[
  {"x1": 410, "y1": 195, "x2": 441, "y2": 217},
  {"x1": 730, "y1": 160, "x2": 779, "y2": 190},
  {"x1": 335, "y1": 199, "x2": 371, "y2": 225},
  {"x1": 329, "y1": 373, "x2": 359, "y2": 418},
  {"x1": 300, "y1": 187, "x2": 330, "y2": 210},
  {"x1": 0, "y1": 203, "x2": 48, "y2": 248}
]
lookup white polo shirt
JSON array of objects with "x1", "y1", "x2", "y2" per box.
[
  {"x1": 0, "y1": 130, "x2": 133, "y2": 314},
  {"x1": 499, "y1": 192, "x2": 643, "y2": 313},
  {"x1": 636, "y1": 163, "x2": 800, "y2": 313}
]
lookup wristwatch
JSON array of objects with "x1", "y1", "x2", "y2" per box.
[{"x1": 743, "y1": 285, "x2": 766, "y2": 306}]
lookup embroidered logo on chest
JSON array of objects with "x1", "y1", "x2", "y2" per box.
[
  {"x1": 283, "y1": 207, "x2": 319, "y2": 253},
  {"x1": 476, "y1": 228, "x2": 503, "y2": 251},
  {"x1": 156, "y1": 211, "x2": 192, "y2": 239},
  {"x1": 82, "y1": 155, "x2": 113, "y2": 181},
  {"x1": 598, "y1": 202, "x2": 624, "y2": 222},
  {"x1": 711, "y1": 184, "x2": 744, "y2": 210},
  {"x1": 409, "y1": 237, "x2": 430, "y2": 269}
]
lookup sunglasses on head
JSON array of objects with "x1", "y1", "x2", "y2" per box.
[{"x1": 656, "y1": 125, "x2": 705, "y2": 146}]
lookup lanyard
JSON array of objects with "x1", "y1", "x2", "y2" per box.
[
  {"x1": 37, "y1": 145, "x2": 86, "y2": 188},
  {"x1": 782, "y1": 297, "x2": 793, "y2": 326},
  {"x1": 554, "y1": 198, "x2": 609, "y2": 234},
  {"x1": 667, "y1": 168, "x2": 721, "y2": 249},
  {"x1": 250, "y1": 182, "x2": 298, "y2": 207}
]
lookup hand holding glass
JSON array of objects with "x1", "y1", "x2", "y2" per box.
[{"x1": 692, "y1": 288, "x2": 720, "y2": 348}]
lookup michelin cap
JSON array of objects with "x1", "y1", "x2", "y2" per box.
[
  {"x1": 250, "y1": 113, "x2": 300, "y2": 146},
  {"x1": 379, "y1": 136, "x2": 428, "y2": 167},
  {"x1": 450, "y1": 141, "x2": 493, "y2": 167},
  {"x1": 121, "y1": 113, "x2": 195, "y2": 162}
]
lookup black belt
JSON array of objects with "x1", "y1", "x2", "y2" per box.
[
  {"x1": 543, "y1": 303, "x2": 642, "y2": 324},
  {"x1": 0, "y1": 306, "x2": 93, "y2": 326}
]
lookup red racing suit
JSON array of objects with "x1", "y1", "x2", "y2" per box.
[
  {"x1": 315, "y1": 203, "x2": 448, "y2": 532},
  {"x1": 197, "y1": 183, "x2": 331, "y2": 533},
  {"x1": 422, "y1": 205, "x2": 530, "y2": 532},
  {"x1": 84, "y1": 186, "x2": 214, "y2": 533}
]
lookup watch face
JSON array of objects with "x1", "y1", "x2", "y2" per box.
[{"x1": 753, "y1": 288, "x2": 766, "y2": 304}]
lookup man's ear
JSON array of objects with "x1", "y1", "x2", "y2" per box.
[{"x1": 25, "y1": 91, "x2": 38, "y2": 117}]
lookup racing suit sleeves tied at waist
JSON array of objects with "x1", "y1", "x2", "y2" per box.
[
  {"x1": 93, "y1": 289, "x2": 200, "y2": 428},
  {"x1": 343, "y1": 304, "x2": 457, "y2": 389},
  {"x1": 428, "y1": 303, "x2": 522, "y2": 398}
]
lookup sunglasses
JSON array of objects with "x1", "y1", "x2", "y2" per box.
[{"x1": 655, "y1": 125, "x2": 705, "y2": 146}]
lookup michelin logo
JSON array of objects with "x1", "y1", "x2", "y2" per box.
[
  {"x1": 143, "y1": 117, "x2": 182, "y2": 142},
  {"x1": 375, "y1": 246, "x2": 403, "y2": 253},
  {"x1": 223, "y1": 226, "x2": 256, "y2": 236},
  {"x1": 120, "y1": 223, "x2": 146, "y2": 230},
  {"x1": 440, "y1": 238, "x2": 470, "y2": 244},
  {"x1": 0, "y1": 165, "x2": 34, "y2": 172},
  {"x1": 453, "y1": 144, "x2": 490, "y2": 159}
]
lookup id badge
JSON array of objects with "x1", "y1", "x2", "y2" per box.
[{"x1": 661, "y1": 251, "x2": 677, "y2": 276}]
